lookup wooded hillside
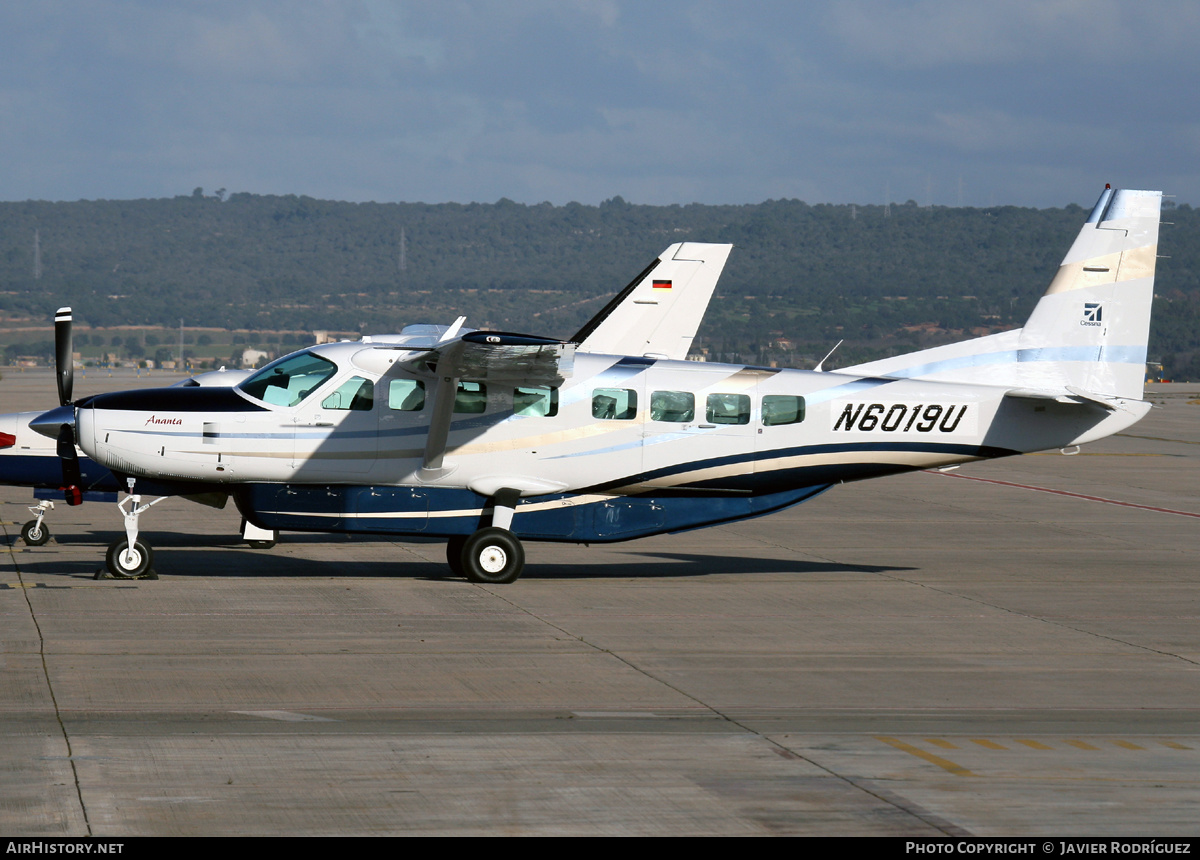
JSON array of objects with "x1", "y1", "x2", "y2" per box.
[{"x1": 2, "y1": 190, "x2": 1197, "y2": 377}]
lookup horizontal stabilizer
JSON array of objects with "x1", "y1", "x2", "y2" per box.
[{"x1": 1003, "y1": 386, "x2": 1145, "y2": 413}]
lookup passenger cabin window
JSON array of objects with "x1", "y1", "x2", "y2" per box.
[
  {"x1": 706, "y1": 393, "x2": 751, "y2": 425},
  {"x1": 650, "y1": 390, "x2": 695, "y2": 423},
  {"x1": 514, "y1": 386, "x2": 558, "y2": 417},
  {"x1": 321, "y1": 376, "x2": 374, "y2": 411},
  {"x1": 592, "y1": 388, "x2": 637, "y2": 420},
  {"x1": 762, "y1": 395, "x2": 806, "y2": 426},
  {"x1": 388, "y1": 379, "x2": 426, "y2": 411},
  {"x1": 239, "y1": 352, "x2": 338, "y2": 407},
  {"x1": 454, "y1": 381, "x2": 487, "y2": 414}
]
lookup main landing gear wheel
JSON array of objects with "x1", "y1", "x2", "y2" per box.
[
  {"x1": 105, "y1": 538, "x2": 155, "y2": 579},
  {"x1": 461, "y1": 527, "x2": 525, "y2": 584},
  {"x1": 445, "y1": 535, "x2": 468, "y2": 577},
  {"x1": 247, "y1": 539, "x2": 276, "y2": 550},
  {"x1": 21, "y1": 520, "x2": 50, "y2": 546}
]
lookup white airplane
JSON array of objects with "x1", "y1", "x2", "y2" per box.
[
  {"x1": 32, "y1": 187, "x2": 1161, "y2": 583},
  {"x1": 24, "y1": 242, "x2": 731, "y2": 569}
]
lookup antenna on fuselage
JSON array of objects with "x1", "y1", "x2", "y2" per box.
[{"x1": 813, "y1": 339, "x2": 843, "y2": 373}]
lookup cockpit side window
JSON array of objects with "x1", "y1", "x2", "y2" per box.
[
  {"x1": 321, "y1": 376, "x2": 375, "y2": 411},
  {"x1": 238, "y1": 352, "x2": 338, "y2": 407}
]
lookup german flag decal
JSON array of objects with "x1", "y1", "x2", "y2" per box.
[{"x1": 652, "y1": 279, "x2": 672, "y2": 290}]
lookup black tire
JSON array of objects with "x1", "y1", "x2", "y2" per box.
[
  {"x1": 105, "y1": 538, "x2": 154, "y2": 579},
  {"x1": 445, "y1": 535, "x2": 468, "y2": 577},
  {"x1": 21, "y1": 520, "x2": 50, "y2": 546},
  {"x1": 461, "y1": 527, "x2": 525, "y2": 584},
  {"x1": 247, "y1": 540, "x2": 276, "y2": 550}
]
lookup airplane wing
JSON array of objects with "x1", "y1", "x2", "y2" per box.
[
  {"x1": 388, "y1": 331, "x2": 575, "y2": 475},
  {"x1": 399, "y1": 330, "x2": 575, "y2": 384}
]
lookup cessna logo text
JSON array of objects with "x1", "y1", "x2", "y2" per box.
[
  {"x1": 144, "y1": 415, "x2": 182, "y2": 426},
  {"x1": 832, "y1": 402, "x2": 974, "y2": 435}
]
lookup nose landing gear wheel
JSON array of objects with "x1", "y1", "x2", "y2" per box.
[
  {"x1": 461, "y1": 527, "x2": 525, "y2": 584},
  {"x1": 21, "y1": 520, "x2": 50, "y2": 546},
  {"x1": 105, "y1": 538, "x2": 155, "y2": 579}
]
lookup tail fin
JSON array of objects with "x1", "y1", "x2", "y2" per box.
[
  {"x1": 843, "y1": 187, "x2": 1161, "y2": 400},
  {"x1": 572, "y1": 242, "x2": 732, "y2": 360}
]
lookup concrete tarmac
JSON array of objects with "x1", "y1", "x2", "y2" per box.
[{"x1": 2, "y1": 370, "x2": 1198, "y2": 836}]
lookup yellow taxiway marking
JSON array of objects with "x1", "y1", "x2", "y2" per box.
[
  {"x1": 924, "y1": 738, "x2": 958, "y2": 749},
  {"x1": 1015, "y1": 739, "x2": 1054, "y2": 750},
  {"x1": 876, "y1": 737, "x2": 976, "y2": 777},
  {"x1": 882, "y1": 737, "x2": 1190, "y2": 760},
  {"x1": 971, "y1": 738, "x2": 1008, "y2": 750}
]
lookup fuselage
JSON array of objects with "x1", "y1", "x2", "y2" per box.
[{"x1": 74, "y1": 341, "x2": 1146, "y2": 508}]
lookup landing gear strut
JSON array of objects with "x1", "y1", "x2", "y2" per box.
[
  {"x1": 104, "y1": 478, "x2": 165, "y2": 579},
  {"x1": 21, "y1": 500, "x2": 54, "y2": 546},
  {"x1": 447, "y1": 489, "x2": 526, "y2": 584}
]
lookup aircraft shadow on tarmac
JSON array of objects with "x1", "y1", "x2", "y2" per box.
[{"x1": 13, "y1": 536, "x2": 916, "y2": 581}]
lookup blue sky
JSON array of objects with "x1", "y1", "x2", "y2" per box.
[{"x1": 2, "y1": 1, "x2": 1197, "y2": 207}]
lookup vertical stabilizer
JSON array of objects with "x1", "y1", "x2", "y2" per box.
[
  {"x1": 842, "y1": 187, "x2": 1161, "y2": 400},
  {"x1": 1016, "y1": 187, "x2": 1160, "y2": 399},
  {"x1": 573, "y1": 242, "x2": 732, "y2": 360}
]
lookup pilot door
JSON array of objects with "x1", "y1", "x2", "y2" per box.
[{"x1": 291, "y1": 373, "x2": 379, "y2": 481}]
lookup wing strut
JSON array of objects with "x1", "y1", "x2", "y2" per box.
[{"x1": 420, "y1": 373, "x2": 459, "y2": 477}]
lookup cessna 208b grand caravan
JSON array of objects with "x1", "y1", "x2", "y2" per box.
[{"x1": 30, "y1": 186, "x2": 1162, "y2": 583}]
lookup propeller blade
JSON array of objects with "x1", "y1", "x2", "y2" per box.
[{"x1": 54, "y1": 307, "x2": 73, "y2": 407}]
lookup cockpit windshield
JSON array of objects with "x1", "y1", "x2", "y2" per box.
[{"x1": 238, "y1": 352, "x2": 338, "y2": 407}]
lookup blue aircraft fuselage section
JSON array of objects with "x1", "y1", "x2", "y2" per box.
[{"x1": 234, "y1": 481, "x2": 835, "y2": 543}]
